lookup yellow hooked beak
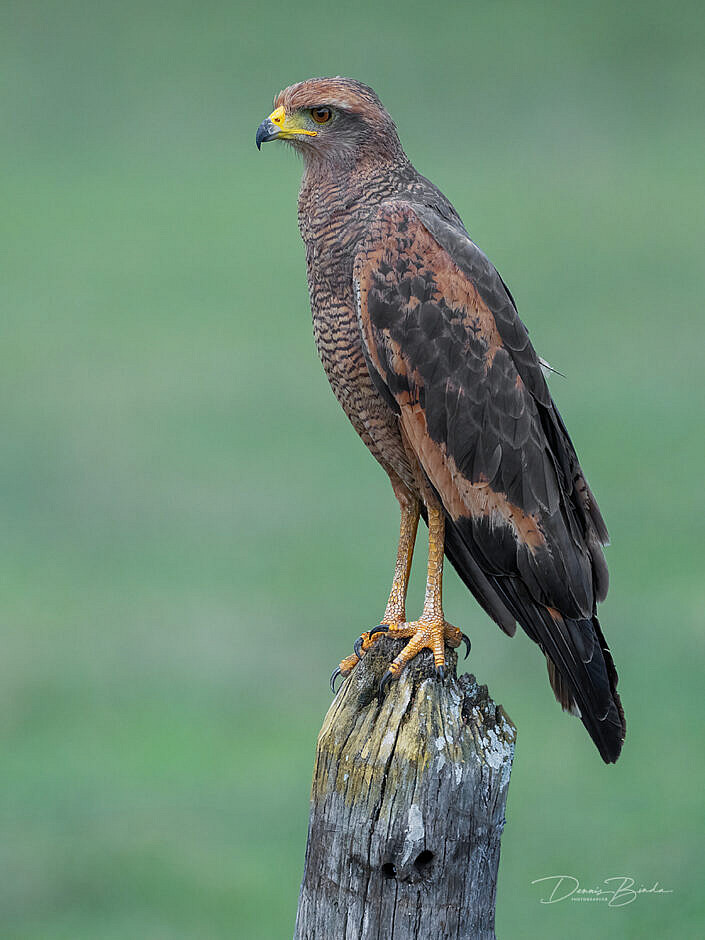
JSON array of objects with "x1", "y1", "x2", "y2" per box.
[{"x1": 256, "y1": 106, "x2": 318, "y2": 149}]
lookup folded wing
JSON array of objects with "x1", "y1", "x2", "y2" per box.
[{"x1": 354, "y1": 201, "x2": 625, "y2": 761}]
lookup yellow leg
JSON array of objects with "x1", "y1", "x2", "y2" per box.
[
  {"x1": 380, "y1": 501, "x2": 468, "y2": 695},
  {"x1": 356, "y1": 493, "x2": 419, "y2": 653},
  {"x1": 381, "y1": 494, "x2": 419, "y2": 623},
  {"x1": 331, "y1": 495, "x2": 419, "y2": 691},
  {"x1": 331, "y1": 495, "x2": 470, "y2": 694}
]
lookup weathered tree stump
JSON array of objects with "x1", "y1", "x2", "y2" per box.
[{"x1": 294, "y1": 636, "x2": 516, "y2": 940}]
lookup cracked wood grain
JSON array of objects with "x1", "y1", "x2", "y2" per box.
[{"x1": 294, "y1": 637, "x2": 516, "y2": 939}]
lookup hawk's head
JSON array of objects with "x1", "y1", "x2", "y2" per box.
[{"x1": 256, "y1": 77, "x2": 403, "y2": 166}]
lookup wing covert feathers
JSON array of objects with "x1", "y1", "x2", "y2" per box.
[{"x1": 354, "y1": 200, "x2": 625, "y2": 761}]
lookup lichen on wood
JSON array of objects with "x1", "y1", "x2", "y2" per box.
[{"x1": 294, "y1": 637, "x2": 516, "y2": 940}]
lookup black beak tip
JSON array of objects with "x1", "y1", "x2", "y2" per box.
[{"x1": 255, "y1": 120, "x2": 273, "y2": 151}]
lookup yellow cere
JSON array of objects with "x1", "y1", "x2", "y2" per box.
[{"x1": 267, "y1": 105, "x2": 317, "y2": 138}]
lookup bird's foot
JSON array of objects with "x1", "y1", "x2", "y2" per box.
[
  {"x1": 377, "y1": 619, "x2": 470, "y2": 699},
  {"x1": 330, "y1": 620, "x2": 470, "y2": 694}
]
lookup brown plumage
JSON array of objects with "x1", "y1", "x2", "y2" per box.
[{"x1": 256, "y1": 77, "x2": 625, "y2": 763}]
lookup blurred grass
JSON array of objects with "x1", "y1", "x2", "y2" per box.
[{"x1": 1, "y1": 0, "x2": 704, "y2": 936}]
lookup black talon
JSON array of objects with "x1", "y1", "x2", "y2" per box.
[
  {"x1": 353, "y1": 636, "x2": 365, "y2": 660},
  {"x1": 330, "y1": 666, "x2": 342, "y2": 693},
  {"x1": 369, "y1": 624, "x2": 390, "y2": 640},
  {"x1": 436, "y1": 665, "x2": 445, "y2": 681},
  {"x1": 460, "y1": 633, "x2": 471, "y2": 660},
  {"x1": 378, "y1": 669, "x2": 394, "y2": 701}
]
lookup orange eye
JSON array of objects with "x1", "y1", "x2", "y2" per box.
[{"x1": 310, "y1": 107, "x2": 332, "y2": 124}]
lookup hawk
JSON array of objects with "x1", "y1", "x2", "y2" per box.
[{"x1": 256, "y1": 78, "x2": 625, "y2": 762}]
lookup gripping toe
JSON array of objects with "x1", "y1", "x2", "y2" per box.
[
  {"x1": 369, "y1": 624, "x2": 390, "y2": 640},
  {"x1": 378, "y1": 669, "x2": 393, "y2": 702},
  {"x1": 330, "y1": 666, "x2": 342, "y2": 693}
]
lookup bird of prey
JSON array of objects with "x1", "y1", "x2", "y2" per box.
[{"x1": 256, "y1": 78, "x2": 625, "y2": 762}]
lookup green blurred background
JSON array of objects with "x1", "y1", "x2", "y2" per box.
[{"x1": 2, "y1": 0, "x2": 703, "y2": 936}]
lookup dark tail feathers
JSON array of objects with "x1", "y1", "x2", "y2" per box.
[{"x1": 442, "y1": 515, "x2": 626, "y2": 763}]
